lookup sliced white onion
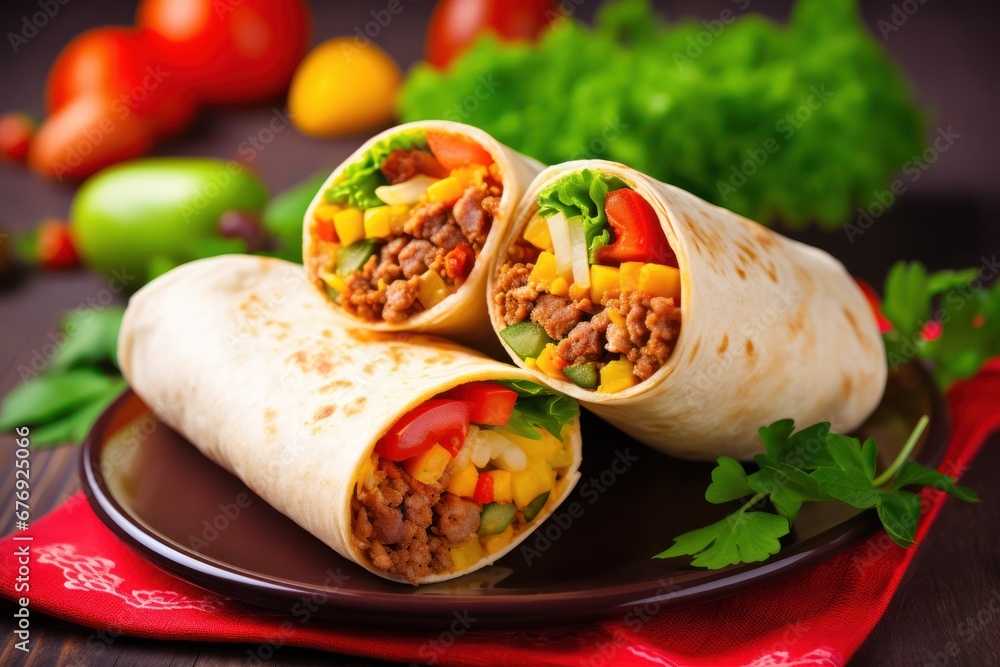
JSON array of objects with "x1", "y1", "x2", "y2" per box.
[
  {"x1": 449, "y1": 426, "x2": 475, "y2": 473},
  {"x1": 494, "y1": 444, "x2": 528, "y2": 472},
  {"x1": 374, "y1": 174, "x2": 439, "y2": 206},
  {"x1": 566, "y1": 215, "x2": 591, "y2": 288},
  {"x1": 545, "y1": 212, "x2": 574, "y2": 280},
  {"x1": 469, "y1": 426, "x2": 493, "y2": 468}
]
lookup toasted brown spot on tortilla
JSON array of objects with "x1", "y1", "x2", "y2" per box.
[
  {"x1": 322, "y1": 329, "x2": 333, "y2": 338},
  {"x1": 689, "y1": 339, "x2": 701, "y2": 363},
  {"x1": 289, "y1": 350, "x2": 308, "y2": 367},
  {"x1": 315, "y1": 359, "x2": 334, "y2": 376},
  {"x1": 344, "y1": 397, "x2": 367, "y2": 416},
  {"x1": 841, "y1": 376, "x2": 853, "y2": 396},
  {"x1": 745, "y1": 339, "x2": 756, "y2": 359},
  {"x1": 363, "y1": 361, "x2": 378, "y2": 375},
  {"x1": 764, "y1": 262, "x2": 778, "y2": 283},
  {"x1": 717, "y1": 334, "x2": 729, "y2": 355},
  {"x1": 313, "y1": 405, "x2": 336, "y2": 421},
  {"x1": 264, "y1": 407, "x2": 277, "y2": 422},
  {"x1": 843, "y1": 307, "x2": 864, "y2": 342},
  {"x1": 735, "y1": 267, "x2": 747, "y2": 280},
  {"x1": 736, "y1": 242, "x2": 758, "y2": 261},
  {"x1": 320, "y1": 380, "x2": 353, "y2": 392}
]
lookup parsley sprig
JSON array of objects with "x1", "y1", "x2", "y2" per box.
[{"x1": 655, "y1": 417, "x2": 979, "y2": 569}]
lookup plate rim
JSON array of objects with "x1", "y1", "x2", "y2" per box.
[{"x1": 79, "y1": 363, "x2": 949, "y2": 626}]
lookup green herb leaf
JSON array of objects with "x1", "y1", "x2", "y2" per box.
[
  {"x1": 50, "y1": 308, "x2": 124, "y2": 373},
  {"x1": 497, "y1": 379, "x2": 558, "y2": 397},
  {"x1": 536, "y1": 169, "x2": 626, "y2": 262},
  {"x1": 875, "y1": 489, "x2": 922, "y2": 547},
  {"x1": 891, "y1": 460, "x2": 980, "y2": 503},
  {"x1": 704, "y1": 457, "x2": 752, "y2": 504},
  {"x1": 0, "y1": 369, "x2": 121, "y2": 430},
  {"x1": 655, "y1": 509, "x2": 789, "y2": 569},
  {"x1": 504, "y1": 394, "x2": 577, "y2": 440}
]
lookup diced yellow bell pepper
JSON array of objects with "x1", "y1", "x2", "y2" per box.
[
  {"x1": 450, "y1": 535, "x2": 485, "y2": 570},
  {"x1": 447, "y1": 464, "x2": 479, "y2": 498},
  {"x1": 548, "y1": 445, "x2": 574, "y2": 469},
  {"x1": 333, "y1": 207, "x2": 364, "y2": 246},
  {"x1": 426, "y1": 176, "x2": 464, "y2": 203},
  {"x1": 524, "y1": 357, "x2": 539, "y2": 370},
  {"x1": 535, "y1": 343, "x2": 566, "y2": 381},
  {"x1": 481, "y1": 524, "x2": 514, "y2": 555},
  {"x1": 528, "y1": 251, "x2": 558, "y2": 289},
  {"x1": 452, "y1": 165, "x2": 488, "y2": 190},
  {"x1": 522, "y1": 214, "x2": 553, "y2": 251},
  {"x1": 388, "y1": 205, "x2": 410, "y2": 234},
  {"x1": 569, "y1": 282, "x2": 590, "y2": 301},
  {"x1": 549, "y1": 276, "x2": 569, "y2": 297},
  {"x1": 403, "y1": 443, "x2": 452, "y2": 485},
  {"x1": 499, "y1": 427, "x2": 563, "y2": 463},
  {"x1": 527, "y1": 457, "x2": 555, "y2": 493},
  {"x1": 639, "y1": 263, "x2": 682, "y2": 300},
  {"x1": 511, "y1": 468, "x2": 544, "y2": 509},
  {"x1": 598, "y1": 359, "x2": 638, "y2": 394},
  {"x1": 488, "y1": 163, "x2": 502, "y2": 182},
  {"x1": 319, "y1": 271, "x2": 347, "y2": 295},
  {"x1": 619, "y1": 261, "x2": 644, "y2": 292},
  {"x1": 485, "y1": 470, "x2": 512, "y2": 503},
  {"x1": 590, "y1": 265, "x2": 621, "y2": 304},
  {"x1": 606, "y1": 307, "x2": 626, "y2": 330},
  {"x1": 313, "y1": 203, "x2": 341, "y2": 224},
  {"x1": 363, "y1": 206, "x2": 393, "y2": 239},
  {"x1": 417, "y1": 270, "x2": 450, "y2": 309}
]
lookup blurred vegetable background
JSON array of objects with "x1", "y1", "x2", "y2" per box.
[{"x1": 0, "y1": 0, "x2": 998, "y2": 448}]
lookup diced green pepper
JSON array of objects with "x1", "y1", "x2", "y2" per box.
[
  {"x1": 520, "y1": 491, "x2": 550, "y2": 522},
  {"x1": 562, "y1": 362, "x2": 599, "y2": 389},
  {"x1": 477, "y1": 502, "x2": 517, "y2": 536},
  {"x1": 499, "y1": 321, "x2": 553, "y2": 360},
  {"x1": 336, "y1": 239, "x2": 380, "y2": 275}
]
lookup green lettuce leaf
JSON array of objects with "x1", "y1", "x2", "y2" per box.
[
  {"x1": 324, "y1": 129, "x2": 428, "y2": 209},
  {"x1": 536, "y1": 169, "x2": 626, "y2": 262},
  {"x1": 504, "y1": 394, "x2": 578, "y2": 440}
]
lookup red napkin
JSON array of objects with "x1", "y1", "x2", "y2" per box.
[{"x1": 3, "y1": 361, "x2": 999, "y2": 667}]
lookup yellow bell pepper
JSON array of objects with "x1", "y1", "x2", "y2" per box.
[
  {"x1": 569, "y1": 282, "x2": 590, "y2": 301},
  {"x1": 511, "y1": 468, "x2": 544, "y2": 509},
  {"x1": 535, "y1": 344, "x2": 566, "y2": 381},
  {"x1": 606, "y1": 307, "x2": 626, "y2": 330},
  {"x1": 548, "y1": 445, "x2": 574, "y2": 469},
  {"x1": 333, "y1": 207, "x2": 364, "y2": 246},
  {"x1": 590, "y1": 265, "x2": 621, "y2": 304},
  {"x1": 450, "y1": 535, "x2": 485, "y2": 570},
  {"x1": 598, "y1": 359, "x2": 638, "y2": 394},
  {"x1": 452, "y1": 165, "x2": 488, "y2": 190},
  {"x1": 528, "y1": 251, "x2": 558, "y2": 289},
  {"x1": 319, "y1": 271, "x2": 347, "y2": 295},
  {"x1": 403, "y1": 443, "x2": 451, "y2": 485},
  {"x1": 481, "y1": 524, "x2": 514, "y2": 555},
  {"x1": 619, "y1": 261, "x2": 644, "y2": 292},
  {"x1": 417, "y1": 270, "x2": 450, "y2": 308},
  {"x1": 313, "y1": 203, "x2": 341, "y2": 224},
  {"x1": 388, "y1": 205, "x2": 410, "y2": 234},
  {"x1": 485, "y1": 470, "x2": 513, "y2": 503},
  {"x1": 363, "y1": 206, "x2": 392, "y2": 239},
  {"x1": 447, "y1": 464, "x2": 479, "y2": 498},
  {"x1": 499, "y1": 427, "x2": 563, "y2": 463},
  {"x1": 426, "y1": 176, "x2": 464, "y2": 203},
  {"x1": 549, "y1": 276, "x2": 569, "y2": 297},
  {"x1": 522, "y1": 214, "x2": 553, "y2": 251},
  {"x1": 639, "y1": 264, "x2": 682, "y2": 300}
]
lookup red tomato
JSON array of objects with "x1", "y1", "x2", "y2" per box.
[
  {"x1": 29, "y1": 94, "x2": 155, "y2": 180},
  {"x1": 443, "y1": 243, "x2": 475, "y2": 282},
  {"x1": 314, "y1": 218, "x2": 337, "y2": 244},
  {"x1": 598, "y1": 189, "x2": 677, "y2": 266},
  {"x1": 427, "y1": 130, "x2": 494, "y2": 171},
  {"x1": 46, "y1": 27, "x2": 196, "y2": 137},
  {"x1": 375, "y1": 399, "x2": 473, "y2": 461},
  {"x1": 0, "y1": 113, "x2": 35, "y2": 162},
  {"x1": 137, "y1": 0, "x2": 311, "y2": 104},
  {"x1": 854, "y1": 278, "x2": 894, "y2": 333},
  {"x1": 426, "y1": 0, "x2": 555, "y2": 69},
  {"x1": 37, "y1": 219, "x2": 80, "y2": 269},
  {"x1": 473, "y1": 473, "x2": 495, "y2": 504},
  {"x1": 440, "y1": 381, "x2": 517, "y2": 426}
]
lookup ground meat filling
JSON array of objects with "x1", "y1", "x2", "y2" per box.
[
  {"x1": 353, "y1": 459, "x2": 481, "y2": 584},
  {"x1": 495, "y1": 261, "x2": 682, "y2": 381},
  {"x1": 340, "y1": 183, "x2": 501, "y2": 324}
]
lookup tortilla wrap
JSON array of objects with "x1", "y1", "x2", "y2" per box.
[
  {"x1": 119, "y1": 255, "x2": 582, "y2": 584},
  {"x1": 488, "y1": 160, "x2": 887, "y2": 461},
  {"x1": 302, "y1": 120, "x2": 544, "y2": 353}
]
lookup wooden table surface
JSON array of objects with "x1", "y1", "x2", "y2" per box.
[{"x1": 1, "y1": 0, "x2": 999, "y2": 665}]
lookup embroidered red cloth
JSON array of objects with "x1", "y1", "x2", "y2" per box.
[{"x1": 3, "y1": 361, "x2": 999, "y2": 666}]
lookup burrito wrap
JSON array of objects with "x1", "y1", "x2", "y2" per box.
[
  {"x1": 489, "y1": 160, "x2": 887, "y2": 460},
  {"x1": 120, "y1": 255, "x2": 582, "y2": 583},
  {"x1": 303, "y1": 120, "x2": 544, "y2": 352}
]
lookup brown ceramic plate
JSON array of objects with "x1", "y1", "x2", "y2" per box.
[{"x1": 80, "y1": 364, "x2": 946, "y2": 629}]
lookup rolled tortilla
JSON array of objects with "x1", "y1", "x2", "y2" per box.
[
  {"x1": 302, "y1": 120, "x2": 544, "y2": 353},
  {"x1": 119, "y1": 255, "x2": 581, "y2": 584},
  {"x1": 488, "y1": 160, "x2": 887, "y2": 461}
]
